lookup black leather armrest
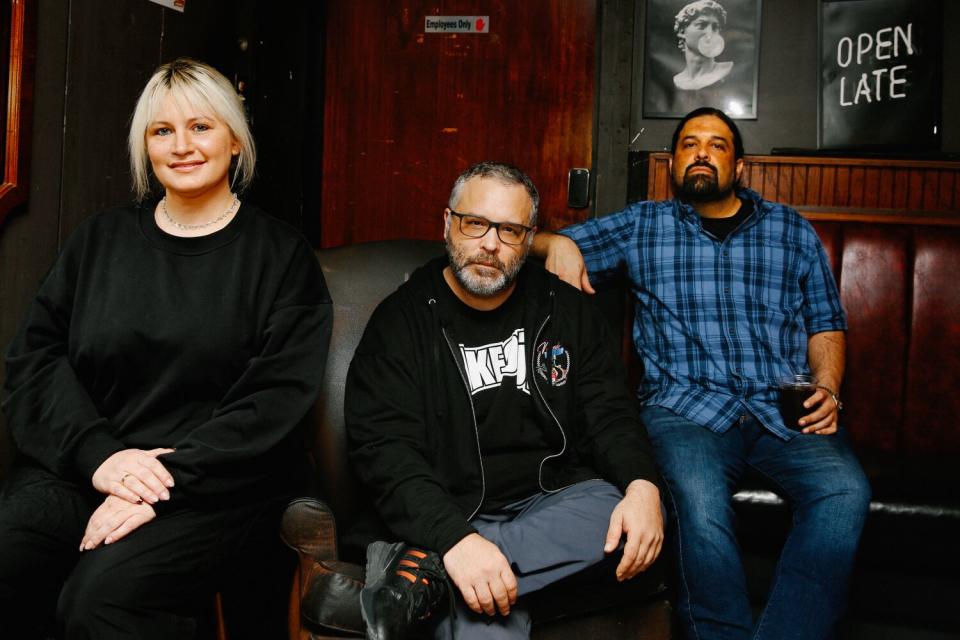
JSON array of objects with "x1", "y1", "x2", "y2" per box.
[{"x1": 281, "y1": 497, "x2": 339, "y2": 562}]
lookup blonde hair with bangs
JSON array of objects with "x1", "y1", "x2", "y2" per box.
[{"x1": 128, "y1": 58, "x2": 256, "y2": 200}]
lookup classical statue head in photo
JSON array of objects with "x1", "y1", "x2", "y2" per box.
[{"x1": 673, "y1": 0, "x2": 734, "y2": 91}]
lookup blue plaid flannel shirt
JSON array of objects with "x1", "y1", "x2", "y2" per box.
[{"x1": 560, "y1": 188, "x2": 846, "y2": 440}]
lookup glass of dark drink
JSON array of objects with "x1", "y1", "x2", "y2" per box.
[{"x1": 778, "y1": 374, "x2": 818, "y2": 431}]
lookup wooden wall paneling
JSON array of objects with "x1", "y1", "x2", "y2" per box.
[
  {"x1": 937, "y1": 170, "x2": 955, "y2": 210},
  {"x1": 790, "y1": 164, "x2": 806, "y2": 205},
  {"x1": 861, "y1": 168, "x2": 877, "y2": 209},
  {"x1": 802, "y1": 210, "x2": 960, "y2": 226},
  {"x1": 906, "y1": 170, "x2": 924, "y2": 211},
  {"x1": 833, "y1": 167, "x2": 849, "y2": 207},
  {"x1": 321, "y1": 0, "x2": 417, "y2": 246},
  {"x1": 57, "y1": 2, "x2": 163, "y2": 241},
  {"x1": 320, "y1": 1, "x2": 596, "y2": 248},
  {"x1": 644, "y1": 153, "x2": 960, "y2": 219},
  {"x1": 652, "y1": 155, "x2": 669, "y2": 202},
  {"x1": 776, "y1": 163, "x2": 792, "y2": 204},
  {"x1": 876, "y1": 168, "x2": 893, "y2": 208},
  {"x1": 805, "y1": 165, "x2": 821, "y2": 206},
  {"x1": 0, "y1": 0, "x2": 69, "y2": 479},
  {"x1": 530, "y1": 1, "x2": 596, "y2": 231},
  {"x1": 950, "y1": 171, "x2": 960, "y2": 211},
  {"x1": 921, "y1": 170, "x2": 940, "y2": 212},
  {"x1": 848, "y1": 167, "x2": 864, "y2": 208},
  {"x1": 877, "y1": 167, "x2": 897, "y2": 209},
  {"x1": 1, "y1": 4, "x2": 8, "y2": 158},
  {"x1": 740, "y1": 161, "x2": 754, "y2": 193},
  {"x1": 0, "y1": 0, "x2": 36, "y2": 226},
  {"x1": 744, "y1": 161, "x2": 761, "y2": 195},
  {"x1": 820, "y1": 166, "x2": 836, "y2": 209},
  {"x1": 891, "y1": 169, "x2": 909, "y2": 209},
  {"x1": 764, "y1": 162, "x2": 778, "y2": 202},
  {"x1": 760, "y1": 163, "x2": 775, "y2": 202}
]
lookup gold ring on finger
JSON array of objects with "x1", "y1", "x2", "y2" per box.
[{"x1": 121, "y1": 473, "x2": 132, "y2": 486}]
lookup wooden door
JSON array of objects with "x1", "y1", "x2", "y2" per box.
[{"x1": 319, "y1": 1, "x2": 596, "y2": 247}]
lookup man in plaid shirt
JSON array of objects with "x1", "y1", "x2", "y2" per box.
[{"x1": 533, "y1": 107, "x2": 870, "y2": 639}]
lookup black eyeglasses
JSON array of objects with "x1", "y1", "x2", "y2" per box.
[{"x1": 448, "y1": 210, "x2": 534, "y2": 245}]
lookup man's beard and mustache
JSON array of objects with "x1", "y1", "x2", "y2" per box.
[
  {"x1": 674, "y1": 161, "x2": 735, "y2": 202},
  {"x1": 445, "y1": 230, "x2": 528, "y2": 297}
]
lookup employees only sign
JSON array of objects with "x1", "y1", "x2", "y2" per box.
[{"x1": 425, "y1": 16, "x2": 489, "y2": 33}]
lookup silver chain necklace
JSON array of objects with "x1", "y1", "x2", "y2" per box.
[{"x1": 161, "y1": 194, "x2": 239, "y2": 231}]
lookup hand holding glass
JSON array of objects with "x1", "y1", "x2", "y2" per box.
[{"x1": 778, "y1": 374, "x2": 818, "y2": 431}]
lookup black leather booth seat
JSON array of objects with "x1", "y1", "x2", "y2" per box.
[
  {"x1": 280, "y1": 240, "x2": 672, "y2": 640},
  {"x1": 732, "y1": 220, "x2": 960, "y2": 633}
]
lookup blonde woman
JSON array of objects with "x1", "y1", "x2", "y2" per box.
[{"x1": 0, "y1": 59, "x2": 331, "y2": 639}]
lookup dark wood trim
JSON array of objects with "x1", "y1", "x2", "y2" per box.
[
  {"x1": 798, "y1": 208, "x2": 960, "y2": 226},
  {"x1": 0, "y1": 0, "x2": 36, "y2": 226},
  {"x1": 741, "y1": 155, "x2": 960, "y2": 170},
  {"x1": 647, "y1": 152, "x2": 960, "y2": 220}
]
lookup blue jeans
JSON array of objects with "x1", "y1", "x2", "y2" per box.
[{"x1": 641, "y1": 406, "x2": 870, "y2": 640}]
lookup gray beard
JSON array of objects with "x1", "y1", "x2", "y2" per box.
[{"x1": 445, "y1": 235, "x2": 527, "y2": 297}]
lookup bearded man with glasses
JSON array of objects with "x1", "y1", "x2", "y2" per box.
[{"x1": 345, "y1": 161, "x2": 664, "y2": 640}]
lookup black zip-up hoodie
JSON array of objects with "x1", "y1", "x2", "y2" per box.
[{"x1": 346, "y1": 257, "x2": 660, "y2": 555}]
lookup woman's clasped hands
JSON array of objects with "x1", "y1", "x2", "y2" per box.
[
  {"x1": 92, "y1": 447, "x2": 176, "y2": 505},
  {"x1": 81, "y1": 448, "x2": 176, "y2": 551}
]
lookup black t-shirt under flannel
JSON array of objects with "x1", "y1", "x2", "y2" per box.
[{"x1": 699, "y1": 197, "x2": 754, "y2": 241}]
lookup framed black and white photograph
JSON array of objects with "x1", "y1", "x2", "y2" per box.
[
  {"x1": 642, "y1": 0, "x2": 761, "y2": 119},
  {"x1": 819, "y1": 0, "x2": 942, "y2": 151}
]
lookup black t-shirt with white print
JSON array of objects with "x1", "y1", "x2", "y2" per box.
[{"x1": 438, "y1": 276, "x2": 553, "y2": 511}]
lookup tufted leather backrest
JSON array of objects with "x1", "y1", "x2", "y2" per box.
[
  {"x1": 810, "y1": 221, "x2": 960, "y2": 456},
  {"x1": 308, "y1": 226, "x2": 960, "y2": 519},
  {"x1": 310, "y1": 240, "x2": 445, "y2": 528}
]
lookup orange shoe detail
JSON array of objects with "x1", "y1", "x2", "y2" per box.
[{"x1": 396, "y1": 569, "x2": 417, "y2": 583}]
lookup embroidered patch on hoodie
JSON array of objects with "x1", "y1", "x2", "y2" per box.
[{"x1": 536, "y1": 341, "x2": 570, "y2": 387}]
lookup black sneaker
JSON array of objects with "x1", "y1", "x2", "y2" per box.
[{"x1": 360, "y1": 541, "x2": 451, "y2": 640}]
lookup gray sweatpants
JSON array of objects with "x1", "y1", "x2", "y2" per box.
[{"x1": 433, "y1": 479, "x2": 624, "y2": 640}]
